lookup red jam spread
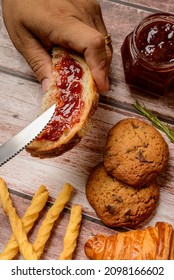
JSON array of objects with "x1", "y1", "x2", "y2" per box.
[
  {"x1": 121, "y1": 13, "x2": 174, "y2": 95},
  {"x1": 137, "y1": 21, "x2": 174, "y2": 64},
  {"x1": 38, "y1": 56, "x2": 84, "y2": 141}
]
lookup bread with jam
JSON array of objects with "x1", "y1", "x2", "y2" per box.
[{"x1": 26, "y1": 47, "x2": 99, "y2": 158}]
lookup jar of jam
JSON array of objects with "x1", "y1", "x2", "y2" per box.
[{"x1": 121, "y1": 13, "x2": 174, "y2": 95}]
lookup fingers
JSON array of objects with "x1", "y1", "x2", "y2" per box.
[
  {"x1": 50, "y1": 19, "x2": 112, "y2": 91},
  {"x1": 25, "y1": 43, "x2": 52, "y2": 92},
  {"x1": 4, "y1": 0, "x2": 113, "y2": 92},
  {"x1": 16, "y1": 31, "x2": 53, "y2": 92},
  {"x1": 15, "y1": 20, "x2": 111, "y2": 92},
  {"x1": 93, "y1": 7, "x2": 113, "y2": 73},
  {"x1": 84, "y1": 43, "x2": 110, "y2": 92}
]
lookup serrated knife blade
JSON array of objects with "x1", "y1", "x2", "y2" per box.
[{"x1": 0, "y1": 103, "x2": 56, "y2": 167}]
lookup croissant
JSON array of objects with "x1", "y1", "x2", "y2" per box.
[{"x1": 84, "y1": 222, "x2": 174, "y2": 260}]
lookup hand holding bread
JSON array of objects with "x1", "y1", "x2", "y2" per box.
[
  {"x1": 2, "y1": 0, "x2": 112, "y2": 91},
  {"x1": 26, "y1": 47, "x2": 99, "y2": 158}
]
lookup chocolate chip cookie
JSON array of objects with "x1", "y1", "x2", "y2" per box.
[
  {"x1": 86, "y1": 162, "x2": 159, "y2": 228},
  {"x1": 103, "y1": 118, "x2": 169, "y2": 187}
]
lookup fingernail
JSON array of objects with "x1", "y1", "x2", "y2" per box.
[{"x1": 42, "y1": 78, "x2": 49, "y2": 93}]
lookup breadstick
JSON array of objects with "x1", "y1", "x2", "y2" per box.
[
  {"x1": 0, "y1": 178, "x2": 38, "y2": 260},
  {"x1": 59, "y1": 204, "x2": 82, "y2": 260},
  {"x1": 33, "y1": 183, "x2": 73, "y2": 259},
  {"x1": 0, "y1": 184, "x2": 48, "y2": 260}
]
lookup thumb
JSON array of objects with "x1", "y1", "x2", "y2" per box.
[
  {"x1": 18, "y1": 36, "x2": 52, "y2": 92},
  {"x1": 50, "y1": 19, "x2": 110, "y2": 91}
]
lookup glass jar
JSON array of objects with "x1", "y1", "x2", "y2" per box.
[{"x1": 121, "y1": 13, "x2": 174, "y2": 95}]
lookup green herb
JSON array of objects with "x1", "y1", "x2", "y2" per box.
[{"x1": 133, "y1": 100, "x2": 174, "y2": 143}]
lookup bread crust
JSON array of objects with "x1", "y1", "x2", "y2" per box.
[{"x1": 26, "y1": 47, "x2": 98, "y2": 158}]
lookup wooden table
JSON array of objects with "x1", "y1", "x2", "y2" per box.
[{"x1": 0, "y1": 0, "x2": 174, "y2": 260}]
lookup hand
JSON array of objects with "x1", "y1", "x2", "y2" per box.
[{"x1": 2, "y1": 0, "x2": 112, "y2": 92}]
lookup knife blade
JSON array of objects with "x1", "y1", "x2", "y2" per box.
[{"x1": 0, "y1": 103, "x2": 56, "y2": 167}]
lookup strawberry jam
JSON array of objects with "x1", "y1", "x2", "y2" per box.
[
  {"x1": 121, "y1": 13, "x2": 174, "y2": 95},
  {"x1": 38, "y1": 55, "x2": 84, "y2": 141},
  {"x1": 136, "y1": 21, "x2": 174, "y2": 64}
]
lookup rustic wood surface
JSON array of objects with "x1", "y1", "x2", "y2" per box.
[{"x1": 0, "y1": 0, "x2": 174, "y2": 260}]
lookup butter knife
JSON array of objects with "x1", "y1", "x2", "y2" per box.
[{"x1": 0, "y1": 103, "x2": 56, "y2": 167}]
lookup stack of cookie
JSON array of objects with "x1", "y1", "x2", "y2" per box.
[{"x1": 86, "y1": 118, "x2": 169, "y2": 228}]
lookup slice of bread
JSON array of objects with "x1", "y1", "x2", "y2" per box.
[{"x1": 26, "y1": 47, "x2": 99, "y2": 158}]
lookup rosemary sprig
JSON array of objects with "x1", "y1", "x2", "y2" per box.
[{"x1": 133, "y1": 100, "x2": 174, "y2": 143}]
